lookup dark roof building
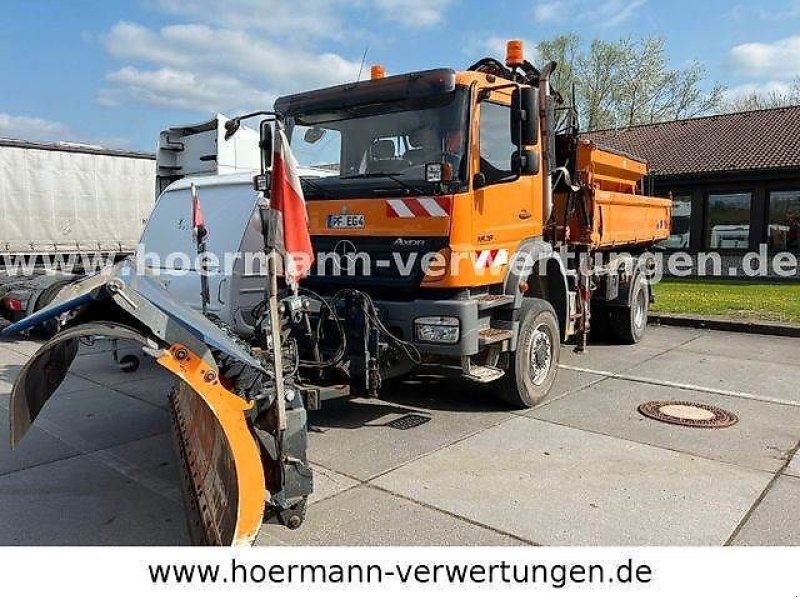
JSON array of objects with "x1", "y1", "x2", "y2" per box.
[
  {"x1": 585, "y1": 106, "x2": 800, "y2": 258},
  {"x1": 587, "y1": 105, "x2": 800, "y2": 178}
]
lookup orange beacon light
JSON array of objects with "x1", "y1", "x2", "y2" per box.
[{"x1": 506, "y1": 40, "x2": 524, "y2": 68}]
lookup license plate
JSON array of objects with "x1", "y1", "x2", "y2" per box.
[{"x1": 327, "y1": 214, "x2": 365, "y2": 229}]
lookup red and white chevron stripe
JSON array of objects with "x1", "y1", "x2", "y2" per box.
[
  {"x1": 474, "y1": 249, "x2": 509, "y2": 269},
  {"x1": 386, "y1": 197, "x2": 452, "y2": 218}
]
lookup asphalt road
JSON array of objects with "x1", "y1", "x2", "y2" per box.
[{"x1": 0, "y1": 325, "x2": 798, "y2": 546}]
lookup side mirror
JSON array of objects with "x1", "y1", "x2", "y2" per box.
[
  {"x1": 510, "y1": 86, "x2": 539, "y2": 147},
  {"x1": 511, "y1": 149, "x2": 540, "y2": 176},
  {"x1": 224, "y1": 119, "x2": 240, "y2": 140},
  {"x1": 304, "y1": 127, "x2": 325, "y2": 144},
  {"x1": 259, "y1": 119, "x2": 273, "y2": 172}
]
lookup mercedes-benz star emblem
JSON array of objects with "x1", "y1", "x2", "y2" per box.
[{"x1": 332, "y1": 239, "x2": 358, "y2": 271}]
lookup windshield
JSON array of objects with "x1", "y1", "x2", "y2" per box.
[{"x1": 286, "y1": 89, "x2": 469, "y2": 200}]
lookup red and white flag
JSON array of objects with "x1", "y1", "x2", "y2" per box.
[
  {"x1": 270, "y1": 121, "x2": 314, "y2": 289},
  {"x1": 190, "y1": 182, "x2": 207, "y2": 241}
]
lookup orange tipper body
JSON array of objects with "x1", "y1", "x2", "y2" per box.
[{"x1": 550, "y1": 140, "x2": 672, "y2": 248}]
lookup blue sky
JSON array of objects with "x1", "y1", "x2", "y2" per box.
[{"x1": 1, "y1": 0, "x2": 798, "y2": 150}]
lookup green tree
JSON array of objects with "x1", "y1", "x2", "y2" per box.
[
  {"x1": 723, "y1": 78, "x2": 800, "y2": 112},
  {"x1": 535, "y1": 34, "x2": 725, "y2": 130}
]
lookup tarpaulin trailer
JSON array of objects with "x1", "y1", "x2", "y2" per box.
[
  {"x1": 0, "y1": 138, "x2": 155, "y2": 255},
  {"x1": 0, "y1": 138, "x2": 156, "y2": 323}
]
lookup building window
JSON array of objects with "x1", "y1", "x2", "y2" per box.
[
  {"x1": 661, "y1": 194, "x2": 692, "y2": 249},
  {"x1": 768, "y1": 191, "x2": 800, "y2": 251},
  {"x1": 705, "y1": 192, "x2": 752, "y2": 250}
]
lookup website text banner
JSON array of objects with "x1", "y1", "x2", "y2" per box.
[{"x1": 1, "y1": 546, "x2": 798, "y2": 598}]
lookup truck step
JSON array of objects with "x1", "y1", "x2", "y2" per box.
[
  {"x1": 461, "y1": 357, "x2": 505, "y2": 384},
  {"x1": 477, "y1": 294, "x2": 515, "y2": 311},
  {"x1": 463, "y1": 364, "x2": 505, "y2": 384},
  {"x1": 478, "y1": 328, "x2": 513, "y2": 347}
]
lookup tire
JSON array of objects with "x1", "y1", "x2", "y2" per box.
[
  {"x1": 608, "y1": 271, "x2": 649, "y2": 345},
  {"x1": 589, "y1": 304, "x2": 612, "y2": 342},
  {"x1": 494, "y1": 298, "x2": 560, "y2": 408},
  {"x1": 31, "y1": 279, "x2": 72, "y2": 339},
  {"x1": 118, "y1": 354, "x2": 141, "y2": 373}
]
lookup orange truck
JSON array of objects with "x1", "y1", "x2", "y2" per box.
[{"x1": 267, "y1": 40, "x2": 671, "y2": 408}]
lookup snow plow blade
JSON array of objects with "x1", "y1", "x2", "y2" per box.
[
  {"x1": 3, "y1": 262, "x2": 312, "y2": 546},
  {"x1": 162, "y1": 346, "x2": 266, "y2": 546}
]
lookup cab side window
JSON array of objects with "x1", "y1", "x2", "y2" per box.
[{"x1": 479, "y1": 101, "x2": 515, "y2": 185}]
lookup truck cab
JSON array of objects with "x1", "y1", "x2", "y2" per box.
[{"x1": 275, "y1": 67, "x2": 545, "y2": 294}]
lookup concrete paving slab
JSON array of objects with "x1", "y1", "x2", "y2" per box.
[
  {"x1": 785, "y1": 453, "x2": 800, "y2": 478},
  {"x1": 103, "y1": 433, "x2": 183, "y2": 494},
  {"x1": 530, "y1": 378, "x2": 800, "y2": 472},
  {"x1": 680, "y1": 330, "x2": 800, "y2": 367},
  {"x1": 0, "y1": 374, "x2": 108, "y2": 410},
  {"x1": 69, "y1": 349, "x2": 164, "y2": 387},
  {"x1": 535, "y1": 368, "x2": 607, "y2": 407},
  {"x1": 559, "y1": 325, "x2": 705, "y2": 375},
  {"x1": 0, "y1": 325, "x2": 795, "y2": 546},
  {"x1": 0, "y1": 405, "x2": 82, "y2": 476},
  {"x1": 732, "y1": 476, "x2": 800, "y2": 545},
  {"x1": 113, "y1": 372, "x2": 175, "y2": 411},
  {"x1": 50, "y1": 374, "x2": 104, "y2": 395},
  {"x1": 307, "y1": 380, "x2": 515, "y2": 480},
  {"x1": 308, "y1": 464, "x2": 360, "y2": 506},
  {"x1": 0, "y1": 338, "x2": 41, "y2": 357},
  {"x1": 23, "y1": 385, "x2": 171, "y2": 452},
  {"x1": 636, "y1": 324, "x2": 708, "y2": 349},
  {"x1": 0, "y1": 451, "x2": 188, "y2": 545},
  {"x1": 0, "y1": 363, "x2": 21, "y2": 396},
  {"x1": 373, "y1": 417, "x2": 772, "y2": 545},
  {"x1": 560, "y1": 341, "x2": 672, "y2": 374},
  {"x1": 0, "y1": 345, "x2": 27, "y2": 369},
  {"x1": 256, "y1": 486, "x2": 521, "y2": 546},
  {"x1": 0, "y1": 358, "x2": 100, "y2": 402},
  {"x1": 622, "y1": 349, "x2": 800, "y2": 404}
]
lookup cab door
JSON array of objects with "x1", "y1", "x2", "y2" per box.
[{"x1": 471, "y1": 91, "x2": 542, "y2": 279}]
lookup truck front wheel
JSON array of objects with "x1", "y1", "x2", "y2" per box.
[{"x1": 495, "y1": 298, "x2": 560, "y2": 408}]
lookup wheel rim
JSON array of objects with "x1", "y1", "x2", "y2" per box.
[
  {"x1": 633, "y1": 286, "x2": 647, "y2": 330},
  {"x1": 529, "y1": 324, "x2": 553, "y2": 386}
]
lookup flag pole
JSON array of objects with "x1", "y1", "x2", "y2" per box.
[{"x1": 258, "y1": 145, "x2": 287, "y2": 433}]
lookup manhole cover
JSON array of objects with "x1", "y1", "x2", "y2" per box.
[
  {"x1": 386, "y1": 414, "x2": 431, "y2": 430},
  {"x1": 637, "y1": 401, "x2": 738, "y2": 428}
]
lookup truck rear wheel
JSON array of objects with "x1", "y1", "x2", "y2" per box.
[
  {"x1": 494, "y1": 298, "x2": 560, "y2": 408},
  {"x1": 608, "y1": 271, "x2": 649, "y2": 344}
]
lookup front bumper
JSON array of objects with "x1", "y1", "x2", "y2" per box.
[{"x1": 315, "y1": 295, "x2": 491, "y2": 357}]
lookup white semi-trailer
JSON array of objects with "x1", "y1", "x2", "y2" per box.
[{"x1": 0, "y1": 138, "x2": 156, "y2": 323}]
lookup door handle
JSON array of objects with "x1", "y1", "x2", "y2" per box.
[
  {"x1": 518, "y1": 209, "x2": 532, "y2": 220},
  {"x1": 217, "y1": 278, "x2": 227, "y2": 305}
]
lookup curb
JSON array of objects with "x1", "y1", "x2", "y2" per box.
[{"x1": 648, "y1": 313, "x2": 800, "y2": 338}]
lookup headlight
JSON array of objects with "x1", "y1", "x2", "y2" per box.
[
  {"x1": 414, "y1": 316, "x2": 460, "y2": 344},
  {"x1": 425, "y1": 162, "x2": 443, "y2": 183}
]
